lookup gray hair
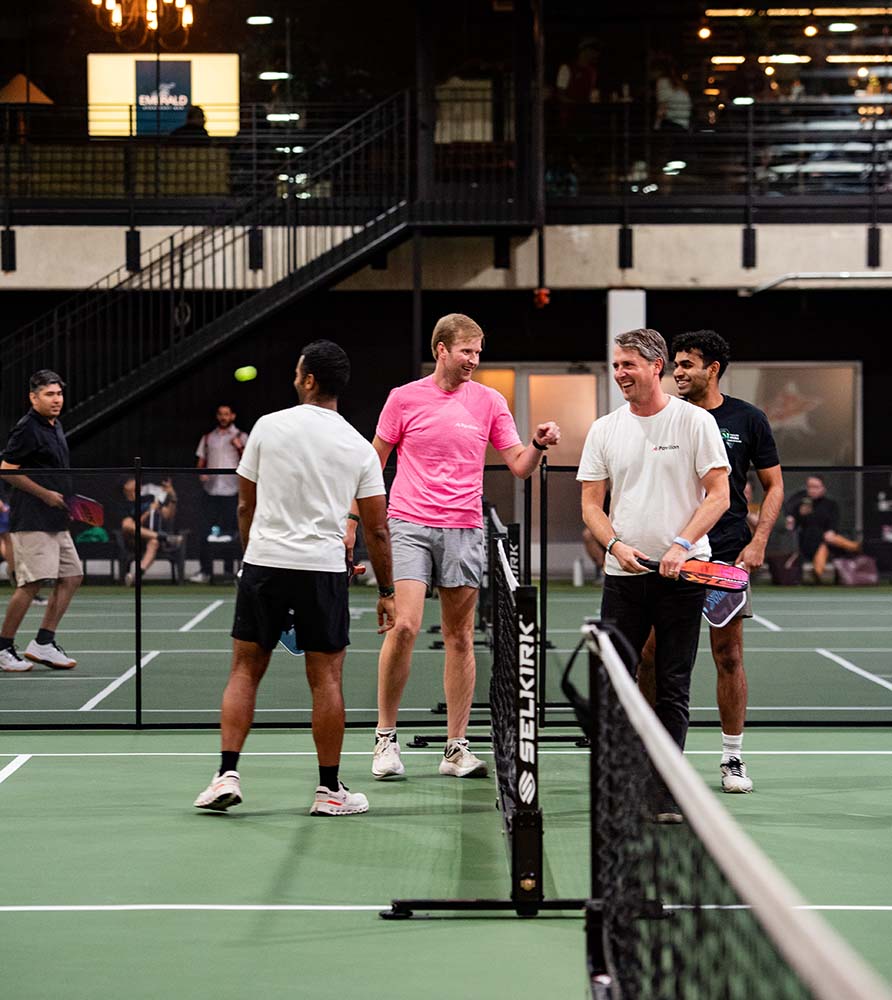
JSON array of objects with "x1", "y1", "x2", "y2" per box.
[{"x1": 614, "y1": 328, "x2": 669, "y2": 375}]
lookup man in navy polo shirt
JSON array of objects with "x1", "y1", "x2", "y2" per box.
[{"x1": 0, "y1": 370, "x2": 82, "y2": 672}]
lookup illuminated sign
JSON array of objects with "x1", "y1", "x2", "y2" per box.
[{"x1": 87, "y1": 53, "x2": 239, "y2": 137}]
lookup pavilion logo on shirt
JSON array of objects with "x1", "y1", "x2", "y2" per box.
[
  {"x1": 455, "y1": 422, "x2": 480, "y2": 431},
  {"x1": 652, "y1": 444, "x2": 680, "y2": 451},
  {"x1": 721, "y1": 428, "x2": 742, "y2": 448}
]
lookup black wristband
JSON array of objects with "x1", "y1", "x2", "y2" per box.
[
  {"x1": 377, "y1": 585, "x2": 395, "y2": 598},
  {"x1": 346, "y1": 512, "x2": 360, "y2": 523},
  {"x1": 532, "y1": 439, "x2": 548, "y2": 452}
]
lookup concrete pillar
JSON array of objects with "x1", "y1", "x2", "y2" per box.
[{"x1": 606, "y1": 288, "x2": 646, "y2": 411}]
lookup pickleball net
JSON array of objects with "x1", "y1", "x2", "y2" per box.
[
  {"x1": 383, "y1": 521, "x2": 583, "y2": 918},
  {"x1": 565, "y1": 621, "x2": 890, "y2": 1000},
  {"x1": 487, "y1": 526, "x2": 543, "y2": 914}
]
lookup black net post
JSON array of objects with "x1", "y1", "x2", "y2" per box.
[
  {"x1": 133, "y1": 456, "x2": 142, "y2": 727},
  {"x1": 511, "y1": 583, "x2": 542, "y2": 915},
  {"x1": 538, "y1": 456, "x2": 548, "y2": 728}
]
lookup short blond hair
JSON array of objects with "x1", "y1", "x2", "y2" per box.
[{"x1": 430, "y1": 313, "x2": 485, "y2": 360}]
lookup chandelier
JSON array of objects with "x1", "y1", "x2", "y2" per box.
[{"x1": 90, "y1": 0, "x2": 194, "y2": 50}]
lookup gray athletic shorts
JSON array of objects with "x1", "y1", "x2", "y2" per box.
[{"x1": 390, "y1": 517, "x2": 485, "y2": 590}]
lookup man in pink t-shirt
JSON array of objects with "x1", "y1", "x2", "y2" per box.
[{"x1": 347, "y1": 313, "x2": 560, "y2": 781}]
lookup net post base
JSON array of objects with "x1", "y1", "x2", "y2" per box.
[{"x1": 381, "y1": 897, "x2": 587, "y2": 920}]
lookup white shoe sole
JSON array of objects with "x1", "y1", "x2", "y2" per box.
[
  {"x1": 372, "y1": 762, "x2": 406, "y2": 780},
  {"x1": 0, "y1": 662, "x2": 32, "y2": 672},
  {"x1": 310, "y1": 800, "x2": 369, "y2": 816},
  {"x1": 24, "y1": 653, "x2": 76, "y2": 670},
  {"x1": 438, "y1": 760, "x2": 487, "y2": 778},
  {"x1": 194, "y1": 790, "x2": 242, "y2": 811},
  {"x1": 722, "y1": 781, "x2": 753, "y2": 794}
]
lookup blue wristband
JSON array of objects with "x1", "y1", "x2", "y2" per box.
[{"x1": 672, "y1": 536, "x2": 693, "y2": 552}]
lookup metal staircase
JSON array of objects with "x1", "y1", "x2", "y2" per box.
[
  {"x1": 1, "y1": 89, "x2": 534, "y2": 440},
  {"x1": 1, "y1": 94, "x2": 411, "y2": 438}
]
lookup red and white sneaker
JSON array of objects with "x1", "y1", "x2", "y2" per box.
[
  {"x1": 194, "y1": 771, "x2": 242, "y2": 811},
  {"x1": 310, "y1": 781, "x2": 369, "y2": 816},
  {"x1": 24, "y1": 640, "x2": 77, "y2": 670}
]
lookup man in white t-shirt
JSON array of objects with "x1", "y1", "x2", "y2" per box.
[
  {"x1": 193, "y1": 340, "x2": 395, "y2": 817},
  {"x1": 191, "y1": 404, "x2": 248, "y2": 583},
  {"x1": 577, "y1": 328, "x2": 730, "y2": 753}
]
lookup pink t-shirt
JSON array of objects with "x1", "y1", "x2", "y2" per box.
[{"x1": 376, "y1": 375, "x2": 522, "y2": 528}]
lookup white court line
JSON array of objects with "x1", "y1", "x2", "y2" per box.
[
  {"x1": 0, "y1": 754, "x2": 31, "y2": 784},
  {"x1": 0, "y1": 904, "x2": 385, "y2": 913},
  {"x1": 78, "y1": 652, "x2": 161, "y2": 711},
  {"x1": 3, "y1": 749, "x2": 892, "y2": 759},
  {"x1": 752, "y1": 614, "x2": 782, "y2": 632},
  {"x1": 179, "y1": 600, "x2": 224, "y2": 633},
  {"x1": 816, "y1": 648, "x2": 892, "y2": 694}
]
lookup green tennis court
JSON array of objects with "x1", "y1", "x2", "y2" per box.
[{"x1": 2, "y1": 582, "x2": 891, "y2": 997}]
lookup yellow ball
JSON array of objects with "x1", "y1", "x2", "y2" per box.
[{"x1": 234, "y1": 365, "x2": 257, "y2": 382}]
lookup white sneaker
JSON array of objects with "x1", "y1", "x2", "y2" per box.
[
  {"x1": 24, "y1": 639, "x2": 76, "y2": 670},
  {"x1": 310, "y1": 781, "x2": 369, "y2": 816},
  {"x1": 188, "y1": 572, "x2": 211, "y2": 584},
  {"x1": 372, "y1": 734, "x2": 406, "y2": 779},
  {"x1": 721, "y1": 757, "x2": 753, "y2": 793},
  {"x1": 0, "y1": 645, "x2": 31, "y2": 672},
  {"x1": 194, "y1": 771, "x2": 242, "y2": 811},
  {"x1": 439, "y1": 739, "x2": 487, "y2": 778}
]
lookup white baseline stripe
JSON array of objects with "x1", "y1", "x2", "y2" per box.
[
  {"x1": 2, "y1": 749, "x2": 891, "y2": 760},
  {"x1": 179, "y1": 600, "x2": 224, "y2": 633},
  {"x1": 752, "y1": 614, "x2": 782, "y2": 632},
  {"x1": 0, "y1": 754, "x2": 31, "y2": 784},
  {"x1": 816, "y1": 648, "x2": 892, "y2": 693},
  {"x1": 0, "y1": 904, "x2": 385, "y2": 913},
  {"x1": 78, "y1": 652, "x2": 161, "y2": 711}
]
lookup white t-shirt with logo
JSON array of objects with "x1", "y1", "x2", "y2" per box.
[
  {"x1": 237, "y1": 404, "x2": 384, "y2": 572},
  {"x1": 577, "y1": 395, "x2": 730, "y2": 576}
]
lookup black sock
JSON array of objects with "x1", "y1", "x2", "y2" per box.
[
  {"x1": 36, "y1": 628, "x2": 55, "y2": 645},
  {"x1": 220, "y1": 750, "x2": 240, "y2": 775},
  {"x1": 0, "y1": 636, "x2": 13, "y2": 651},
  {"x1": 319, "y1": 765, "x2": 339, "y2": 791}
]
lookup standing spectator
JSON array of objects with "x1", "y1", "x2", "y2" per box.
[
  {"x1": 365, "y1": 313, "x2": 560, "y2": 781},
  {"x1": 191, "y1": 404, "x2": 248, "y2": 583},
  {"x1": 0, "y1": 370, "x2": 82, "y2": 672},
  {"x1": 578, "y1": 329, "x2": 730, "y2": 756},
  {"x1": 786, "y1": 475, "x2": 860, "y2": 582},
  {"x1": 637, "y1": 330, "x2": 784, "y2": 794},
  {"x1": 653, "y1": 58, "x2": 692, "y2": 184},
  {"x1": 193, "y1": 340, "x2": 394, "y2": 815},
  {"x1": 171, "y1": 105, "x2": 209, "y2": 140}
]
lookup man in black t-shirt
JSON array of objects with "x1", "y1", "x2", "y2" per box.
[
  {"x1": 639, "y1": 331, "x2": 784, "y2": 793},
  {"x1": 0, "y1": 370, "x2": 83, "y2": 672}
]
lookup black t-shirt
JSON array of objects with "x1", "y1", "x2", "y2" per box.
[
  {"x1": 706, "y1": 395, "x2": 780, "y2": 561},
  {"x1": 2, "y1": 409, "x2": 72, "y2": 532},
  {"x1": 785, "y1": 491, "x2": 839, "y2": 558}
]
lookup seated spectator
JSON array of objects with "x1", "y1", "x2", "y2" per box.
[
  {"x1": 785, "y1": 474, "x2": 860, "y2": 583},
  {"x1": 118, "y1": 476, "x2": 181, "y2": 586}
]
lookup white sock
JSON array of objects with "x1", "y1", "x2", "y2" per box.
[
  {"x1": 376, "y1": 727, "x2": 396, "y2": 739},
  {"x1": 721, "y1": 732, "x2": 743, "y2": 764}
]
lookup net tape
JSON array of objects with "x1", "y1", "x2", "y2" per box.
[
  {"x1": 489, "y1": 533, "x2": 521, "y2": 829},
  {"x1": 584, "y1": 622, "x2": 889, "y2": 1000}
]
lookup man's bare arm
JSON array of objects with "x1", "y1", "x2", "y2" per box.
[
  {"x1": 737, "y1": 465, "x2": 784, "y2": 571},
  {"x1": 236, "y1": 475, "x2": 257, "y2": 551},
  {"x1": 356, "y1": 493, "x2": 395, "y2": 633},
  {"x1": 0, "y1": 459, "x2": 66, "y2": 509}
]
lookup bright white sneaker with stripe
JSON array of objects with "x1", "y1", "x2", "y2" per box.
[
  {"x1": 0, "y1": 645, "x2": 31, "y2": 672},
  {"x1": 310, "y1": 781, "x2": 369, "y2": 816},
  {"x1": 720, "y1": 757, "x2": 753, "y2": 793},
  {"x1": 372, "y1": 734, "x2": 406, "y2": 779},
  {"x1": 194, "y1": 770, "x2": 242, "y2": 811},
  {"x1": 438, "y1": 739, "x2": 487, "y2": 778},
  {"x1": 24, "y1": 639, "x2": 77, "y2": 670}
]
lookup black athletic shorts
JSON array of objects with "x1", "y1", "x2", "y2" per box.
[{"x1": 231, "y1": 562, "x2": 350, "y2": 653}]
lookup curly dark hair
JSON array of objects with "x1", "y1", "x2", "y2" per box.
[
  {"x1": 299, "y1": 340, "x2": 351, "y2": 398},
  {"x1": 671, "y1": 330, "x2": 731, "y2": 379}
]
